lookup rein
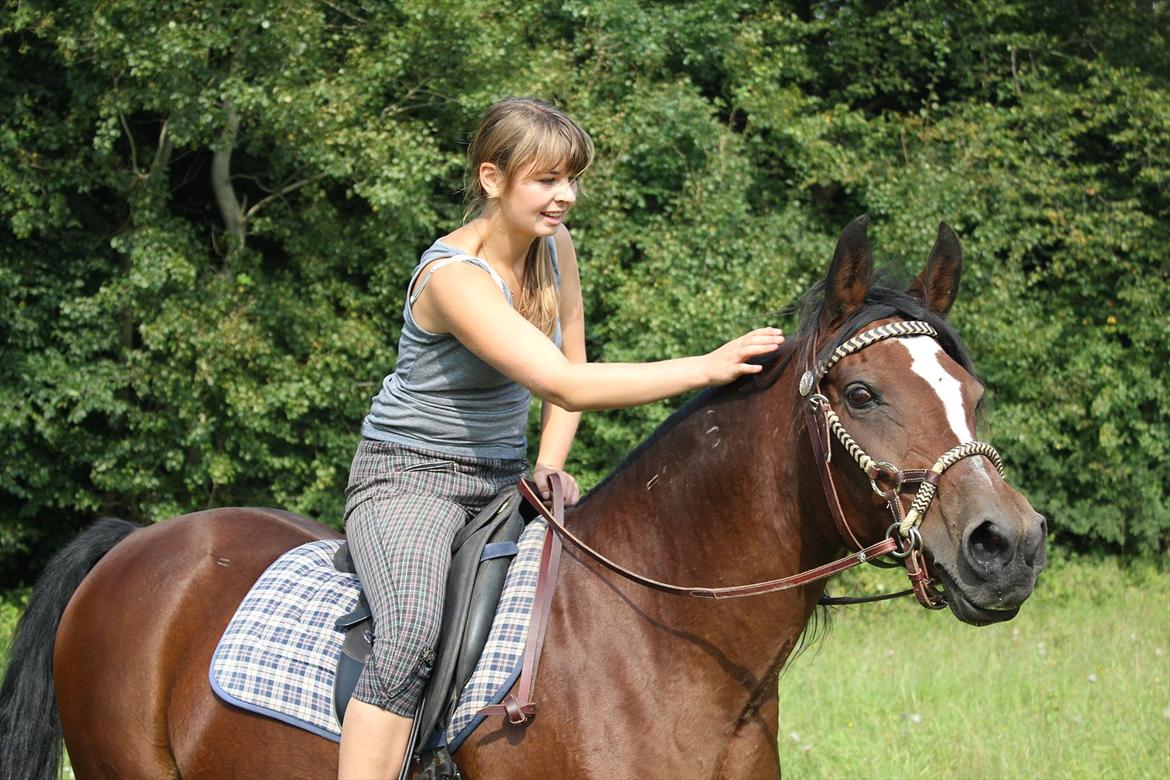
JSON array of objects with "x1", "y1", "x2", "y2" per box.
[
  {"x1": 480, "y1": 474, "x2": 895, "y2": 727},
  {"x1": 518, "y1": 477, "x2": 904, "y2": 600},
  {"x1": 517, "y1": 321, "x2": 1003, "y2": 609},
  {"x1": 515, "y1": 321, "x2": 1005, "y2": 609},
  {"x1": 516, "y1": 321, "x2": 1006, "y2": 606},
  {"x1": 488, "y1": 322, "x2": 1004, "y2": 725}
]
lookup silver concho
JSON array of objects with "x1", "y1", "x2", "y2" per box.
[{"x1": 799, "y1": 370, "x2": 816, "y2": 397}]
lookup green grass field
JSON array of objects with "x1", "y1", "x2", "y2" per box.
[
  {"x1": 2, "y1": 556, "x2": 1167, "y2": 779},
  {"x1": 777, "y1": 555, "x2": 1170, "y2": 779}
]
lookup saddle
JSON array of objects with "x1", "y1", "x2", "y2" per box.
[{"x1": 331, "y1": 485, "x2": 539, "y2": 774}]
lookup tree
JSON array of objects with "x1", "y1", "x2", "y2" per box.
[{"x1": 2, "y1": 1, "x2": 1167, "y2": 585}]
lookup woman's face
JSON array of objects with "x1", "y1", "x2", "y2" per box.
[{"x1": 487, "y1": 161, "x2": 579, "y2": 237}]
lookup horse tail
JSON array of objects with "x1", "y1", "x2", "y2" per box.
[{"x1": 0, "y1": 517, "x2": 140, "y2": 780}]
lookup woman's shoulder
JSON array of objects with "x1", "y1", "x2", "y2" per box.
[
  {"x1": 431, "y1": 225, "x2": 482, "y2": 259},
  {"x1": 418, "y1": 231, "x2": 495, "y2": 278},
  {"x1": 552, "y1": 225, "x2": 578, "y2": 273}
]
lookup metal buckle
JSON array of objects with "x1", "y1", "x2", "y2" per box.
[
  {"x1": 868, "y1": 461, "x2": 902, "y2": 497},
  {"x1": 885, "y1": 523, "x2": 921, "y2": 559}
]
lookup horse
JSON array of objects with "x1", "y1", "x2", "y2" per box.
[{"x1": 0, "y1": 215, "x2": 1046, "y2": 779}]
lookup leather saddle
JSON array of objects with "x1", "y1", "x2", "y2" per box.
[{"x1": 331, "y1": 484, "x2": 537, "y2": 772}]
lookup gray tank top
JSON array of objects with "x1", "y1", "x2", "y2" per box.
[{"x1": 361, "y1": 236, "x2": 562, "y2": 459}]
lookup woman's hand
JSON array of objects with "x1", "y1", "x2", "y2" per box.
[
  {"x1": 532, "y1": 463, "x2": 581, "y2": 506},
  {"x1": 702, "y1": 327, "x2": 785, "y2": 385}
]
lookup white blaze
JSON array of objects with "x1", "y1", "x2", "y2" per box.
[
  {"x1": 898, "y1": 336, "x2": 994, "y2": 489},
  {"x1": 899, "y1": 336, "x2": 974, "y2": 442}
]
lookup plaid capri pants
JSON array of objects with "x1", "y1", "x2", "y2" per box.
[{"x1": 342, "y1": 438, "x2": 527, "y2": 717}]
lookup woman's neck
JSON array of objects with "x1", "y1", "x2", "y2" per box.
[{"x1": 449, "y1": 212, "x2": 533, "y2": 280}]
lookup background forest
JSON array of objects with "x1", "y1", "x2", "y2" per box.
[{"x1": 2, "y1": 0, "x2": 1167, "y2": 587}]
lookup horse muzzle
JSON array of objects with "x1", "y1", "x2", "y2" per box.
[{"x1": 931, "y1": 511, "x2": 1047, "y2": 626}]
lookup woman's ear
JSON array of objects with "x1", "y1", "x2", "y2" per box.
[{"x1": 478, "y1": 162, "x2": 504, "y2": 199}]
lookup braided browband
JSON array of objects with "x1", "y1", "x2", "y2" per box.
[
  {"x1": 801, "y1": 319, "x2": 1005, "y2": 539},
  {"x1": 799, "y1": 320, "x2": 939, "y2": 398}
]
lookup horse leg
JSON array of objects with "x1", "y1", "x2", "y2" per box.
[{"x1": 54, "y1": 508, "x2": 341, "y2": 779}]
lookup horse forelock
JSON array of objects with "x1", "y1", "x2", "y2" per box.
[{"x1": 794, "y1": 275, "x2": 976, "y2": 382}]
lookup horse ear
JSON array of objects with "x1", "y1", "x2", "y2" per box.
[
  {"x1": 822, "y1": 214, "x2": 874, "y2": 329},
  {"x1": 909, "y1": 222, "x2": 963, "y2": 316}
]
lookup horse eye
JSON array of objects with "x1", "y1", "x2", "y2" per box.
[{"x1": 844, "y1": 384, "x2": 876, "y2": 408}]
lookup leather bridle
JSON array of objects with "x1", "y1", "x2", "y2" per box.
[
  {"x1": 515, "y1": 319, "x2": 1007, "y2": 607},
  {"x1": 799, "y1": 319, "x2": 1006, "y2": 609}
]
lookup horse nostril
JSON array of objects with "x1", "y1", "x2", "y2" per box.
[
  {"x1": 967, "y1": 520, "x2": 1012, "y2": 569},
  {"x1": 1023, "y1": 514, "x2": 1048, "y2": 567}
]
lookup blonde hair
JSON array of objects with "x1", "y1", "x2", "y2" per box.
[{"x1": 464, "y1": 98, "x2": 594, "y2": 338}]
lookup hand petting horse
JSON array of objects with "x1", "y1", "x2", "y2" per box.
[{"x1": 0, "y1": 216, "x2": 1045, "y2": 780}]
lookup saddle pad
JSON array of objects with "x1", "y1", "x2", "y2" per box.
[
  {"x1": 209, "y1": 520, "x2": 548, "y2": 749},
  {"x1": 209, "y1": 539, "x2": 358, "y2": 739}
]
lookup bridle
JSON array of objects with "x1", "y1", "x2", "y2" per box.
[{"x1": 799, "y1": 319, "x2": 1005, "y2": 609}]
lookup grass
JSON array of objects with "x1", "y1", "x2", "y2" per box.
[
  {"x1": 777, "y1": 554, "x2": 1170, "y2": 779},
  {"x1": 2, "y1": 556, "x2": 1167, "y2": 779}
]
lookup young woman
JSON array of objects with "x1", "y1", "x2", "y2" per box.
[{"x1": 338, "y1": 97, "x2": 784, "y2": 779}]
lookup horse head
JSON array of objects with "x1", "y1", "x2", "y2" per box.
[{"x1": 799, "y1": 215, "x2": 1046, "y2": 625}]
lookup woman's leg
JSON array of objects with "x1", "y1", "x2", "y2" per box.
[
  {"x1": 337, "y1": 440, "x2": 527, "y2": 778},
  {"x1": 338, "y1": 700, "x2": 414, "y2": 779},
  {"x1": 339, "y1": 488, "x2": 468, "y2": 779}
]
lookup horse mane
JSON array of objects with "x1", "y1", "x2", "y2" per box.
[
  {"x1": 793, "y1": 272, "x2": 976, "y2": 380},
  {"x1": 582, "y1": 338, "x2": 799, "y2": 499}
]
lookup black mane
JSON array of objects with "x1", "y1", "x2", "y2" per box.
[{"x1": 793, "y1": 273, "x2": 975, "y2": 379}]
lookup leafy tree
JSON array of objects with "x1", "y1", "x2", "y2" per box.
[{"x1": 2, "y1": 0, "x2": 1167, "y2": 585}]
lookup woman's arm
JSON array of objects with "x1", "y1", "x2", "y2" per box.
[
  {"x1": 534, "y1": 402, "x2": 581, "y2": 502},
  {"x1": 533, "y1": 229, "x2": 586, "y2": 501},
  {"x1": 412, "y1": 236, "x2": 783, "y2": 412}
]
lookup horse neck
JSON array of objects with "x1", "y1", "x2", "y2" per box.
[
  {"x1": 557, "y1": 373, "x2": 840, "y2": 738},
  {"x1": 573, "y1": 371, "x2": 833, "y2": 584},
  {"x1": 576, "y1": 385, "x2": 802, "y2": 581}
]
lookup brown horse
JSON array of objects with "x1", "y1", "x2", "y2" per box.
[{"x1": 0, "y1": 216, "x2": 1045, "y2": 780}]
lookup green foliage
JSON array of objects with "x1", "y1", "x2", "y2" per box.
[
  {"x1": 2, "y1": 0, "x2": 1168, "y2": 582},
  {"x1": 0, "y1": 590, "x2": 26, "y2": 658}
]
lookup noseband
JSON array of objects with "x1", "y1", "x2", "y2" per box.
[{"x1": 799, "y1": 320, "x2": 1005, "y2": 609}]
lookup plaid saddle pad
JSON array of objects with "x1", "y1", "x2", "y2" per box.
[{"x1": 209, "y1": 518, "x2": 547, "y2": 750}]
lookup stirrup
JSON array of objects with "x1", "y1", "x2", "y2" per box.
[{"x1": 416, "y1": 747, "x2": 462, "y2": 780}]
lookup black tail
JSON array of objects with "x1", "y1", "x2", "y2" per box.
[{"x1": 0, "y1": 517, "x2": 140, "y2": 780}]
